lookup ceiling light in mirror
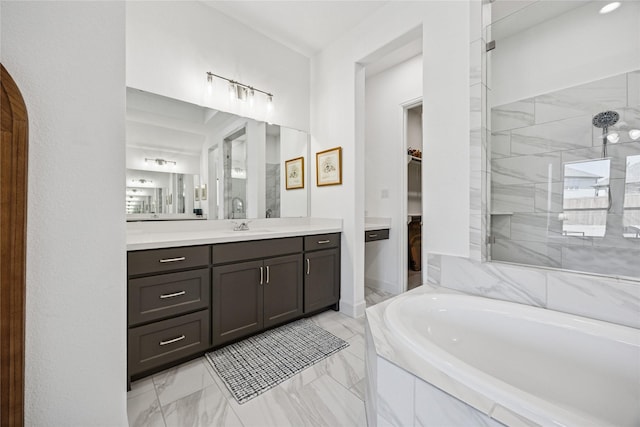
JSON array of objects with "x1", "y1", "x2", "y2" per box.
[{"x1": 599, "y1": 2, "x2": 620, "y2": 14}]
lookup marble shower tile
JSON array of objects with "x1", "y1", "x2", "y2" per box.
[
  {"x1": 426, "y1": 254, "x2": 441, "y2": 286},
  {"x1": 490, "y1": 131, "x2": 511, "y2": 158},
  {"x1": 491, "y1": 214, "x2": 511, "y2": 240},
  {"x1": 560, "y1": 244, "x2": 640, "y2": 279},
  {"x1": 441, "y1": 255, "x2": 546, "y2": 306},
  {"x1": 153, "y1": 359, "x2": 216, "y2": 407},
  {"x1": 469, "y1": 0, "x2": 482, "y2": 43},
  {"x1": 510, "y1": 213, "x2": 563, "y2": 242},
  {"x1": 492, "y1": 152, "x2": 561, "y2": 186},
  {"x1": 510, "y1": 115, "x2": 592, "y2": 155},
  {"x1": 491, "y1": 184, "x2": 535, "y2": 213},
  {"x1": 162, "y1": 385, "x2": 243, "y2": 427},
  {"x1": 534, "y1": 181, "x2": 563, "y2": 213},
  {"x1": 491, "y1": 239, "x2": 562, "y2": 270},
  {"x1": 547, "y1": 271, "x2": 640, "y2": 328},
  {"x1": 491, "y1": 98, "x2": 535, "y2": 132},
  {"x1": 534, "y1": 73, "x2": 627, "y2": 124},
  {"x1": 414, "y1": 377, "x2": 502, "y2": 427},
  {"x1": 377, "y1": 357, "x2": 414, "y2": 427},
  {"x1": 127, "y1": 388, "x2": 166, "y2": 427},
  {"x1": 469, "y1": 214, "x2": 483, "y2": 262},
  {"x1": 628, "y1": 70, "x2": 640, "y2": 107}
]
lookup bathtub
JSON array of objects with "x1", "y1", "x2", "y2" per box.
[{"x1": 383, "y1": 293, "x2": 640, "y2": 427}]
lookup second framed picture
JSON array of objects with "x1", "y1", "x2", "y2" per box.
[
  {"x1": 316, "y1": 146, "x2": 342, "y2": 186},
  {"x1": 285, "y1": 156, "x2": 305, "y2": 190}
]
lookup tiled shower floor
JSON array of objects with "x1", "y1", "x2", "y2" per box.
[{"x1": 127, "y1": 288, "x2": 390, "y2": 427}]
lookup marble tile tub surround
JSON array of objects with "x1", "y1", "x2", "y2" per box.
[
  {"x1": 126, "y1": 217, "x2": 342, "y2": 250},
  {"x1": 427, "y1": 254, "x2": 640, "y2": 329},
  {"x1": 490, "y1": 70, "x2": 640, "y2": 277}
]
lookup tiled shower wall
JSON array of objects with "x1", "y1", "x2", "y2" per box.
[{"x1": 490, "y1": 70, "x2": 640, "y2": 278}]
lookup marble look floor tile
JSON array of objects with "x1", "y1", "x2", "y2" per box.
[
  {"x1": 162, "y1": 384, "x2": 243, "y2": 427},
  {"x1": 311, "y1": 311, "x2": 360, "y2": 341},
  {"x1": 129, "y1": 377, "x2": 157, "y2": 399},
  {"x1": 153, "y1": 359, "x2": 216, "y2": 407},
  {"x1": 345, "y1": 332, "x2": 366, "y2": 361},
  {"x1": 227, "y1": 382, "x2": 308, "y2": 427},
  {"x1": 127, "y1": 388, "x2": 166, "y2": 427},
  {"x1": 324, "y1": 348, "x2": 366, "y2": 390},
  {"x1": 350, "y1": 378, "x2": 366, "y2": 401}
]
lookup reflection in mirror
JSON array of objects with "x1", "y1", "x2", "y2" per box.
[
  {"x1": 561, "y1": 159, "x2": 611, "y2": 237},
  {"x1": 126, "y1": 87, "x2": 308, "y2": 221},
  {"x1": 623, "y1": 155, "x2": 640, "y2": 238}
]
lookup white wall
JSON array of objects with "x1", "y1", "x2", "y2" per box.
[
  {"x1": 126, "y1": 1, "x2": 310, "y2": 132},
  {"x1": 311, "y1": 2, "x2": 470, "y2": 317},
  {"x1": 492, "y1": 1, "x2": 640, "y2": 106},
  {"x1": 364, "y1": 54, "x2": 422, "y2": 294},
  {"x1": 280, "y1": 127, "x2": 309, "y2": 217},
  {"x1": 1, "y1": 1, "x2": 128, "y2": 425}
]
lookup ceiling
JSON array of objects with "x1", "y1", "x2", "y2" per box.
[{"x1": 202, "y1": 1, "x2": 389, "y2": 57}]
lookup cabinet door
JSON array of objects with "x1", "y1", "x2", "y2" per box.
[
  {"x1": 304, "y1": 248, "x2": 340, "y2": 313},
  {"x1": 263, "y1": 254, "x2": 303, "y2": 329},
  {"x1": 212, "y1": 260, "x2": 263, "y2": 345}
]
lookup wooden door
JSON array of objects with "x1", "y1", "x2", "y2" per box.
[{"x1": 1, "y1": 63, "x2": 28, "y2": 427}]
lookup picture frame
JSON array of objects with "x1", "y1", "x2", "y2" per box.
[
  {"x1": 316, "y1": 146, "x2": 342, "y2": 186},
  {"x1": 285, "y1": 157, "x2": 305, "y2": 190}
]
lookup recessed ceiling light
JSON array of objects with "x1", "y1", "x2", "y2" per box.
[
  {"x1": 599, "y1": 2, "x2": 621, "y2": 14},
  {"x1": 629, "y1": 129, "x2": 640, "y2": 140}
]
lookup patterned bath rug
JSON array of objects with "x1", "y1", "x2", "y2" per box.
[{"x1": 205, "y1": 318, "x2": 349, "y2": 404}]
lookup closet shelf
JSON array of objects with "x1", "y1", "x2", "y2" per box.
[{"x1": 407, "y1": 155, "x2": 422, "y2": 164}]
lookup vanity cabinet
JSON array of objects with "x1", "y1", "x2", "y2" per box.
[
  {"x1": 127, "y1": 246, "x2": 211, "y2": 379},
  {"x1": 304, "y1": 233, "x2": 340, "y2": 313},
  {"x1": 211, "y1": 238, "x2": 304, "y2": 346}
]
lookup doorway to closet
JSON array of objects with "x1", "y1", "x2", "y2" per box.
[{"x1": 406, "y1": 103, "x2": 422, "y2": 291}]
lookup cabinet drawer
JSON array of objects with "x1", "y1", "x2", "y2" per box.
[
  {"x1": 212, "y1": 237, "x2": 302, "y2": 265},
  {"x1": 304, "y1": 233, "x2": 340, "y2": 251},
  {"x1": 365, "y1": 229, "x2": 390, "y2": 242},
  {"x1": 128, "y1": 268, "x2": 210, "y2": 326},
  {"x1": 128, "y1": 246, "x2": 210, "y2": 276},
  {"x1": 128, "y1": 310, "x2": 209, "y2": 376}
]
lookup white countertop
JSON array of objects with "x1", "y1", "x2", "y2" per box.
[
  {"x1": 126, "y1": 217, "x2": 342, "y2": 251},
  {"x1": 364, "y1": 217, "x2": 391, "y2": 231}
]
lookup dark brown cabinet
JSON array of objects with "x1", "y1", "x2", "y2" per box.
[
  {"x1": 127, "y1": 245, "x2": 211, "y2": 380},
  {"x1": 304, "y1": 233, "x2": 340, "y2": 313},
  {"x1": 211, "y1": 238, "x2": 304, "y2": 346}
]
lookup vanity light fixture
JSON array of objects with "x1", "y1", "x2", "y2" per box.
[
  {"x1": 206, "y1": 71, "x2": 273, "y2": 109},
  {"x1": 599, "y1": 2, "x2": 620, "y2": 14},
  {"x1": 145, "y1": 157, "x2": 177, "y2": 166},
  {"x1": 629, "y1": 129, "x2": 640, "y2": 141}
]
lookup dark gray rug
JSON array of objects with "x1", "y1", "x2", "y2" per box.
[{"x1": 205, "y1": 318, "x2": 349, "y2": 404}]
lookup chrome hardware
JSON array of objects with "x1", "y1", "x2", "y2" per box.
[
  {"x1": 317, "y1": 239, "x2": 331, "y2": 244},
  {"x1": 266, "y1": 265, "x2": 270, "y2": 284},
  {"x1": 159, "y1": 335, "x2": 185, "y2": 346},
  {"x1": 260, "y1": 266, "x2": 264, "y2": 285},
  {"x1": 159, "y1": 290, "x2": 186, "y2": 299},
  {"x1": 368, "y1": 234, "x2": 378, "y2": 238},
  {"x1": 159, "y1": 256, "x2": 186, "y2": 263},
  {"x1": 232, "y1": 220, "x2": 251, "y2": 231},
  {"x1": 306, "y1": 258, "x2": 310, "y2": 275}
]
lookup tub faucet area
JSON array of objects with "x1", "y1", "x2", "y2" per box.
[{"x1": 232, "y1": 220, "x2": 251, "y2": 231}]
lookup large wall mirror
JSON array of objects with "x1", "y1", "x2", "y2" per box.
[{"x1": 126, "y1": 87, "x2": 309, "y2": 221}]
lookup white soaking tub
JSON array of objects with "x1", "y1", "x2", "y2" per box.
[{"x1": 383, "y1": 293, "x2": 640, "y2": 427}]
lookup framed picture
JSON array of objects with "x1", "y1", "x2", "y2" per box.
[
  {"x1": 285, "y1": 157, "x2": 305, "y2": 190},
  {"x1": 316, "y1": 146, "x2": 342, "y2": 186},
  {"x1": 200, "y1": 184, "x2": 207, "y2": 201}
]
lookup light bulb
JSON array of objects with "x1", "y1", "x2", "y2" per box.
[
  {"x1": 599, "y1": 2, "x2": 620, "y2": 14},
  {"x1": 629, "y1": 129, "x2": 640, "y2": 140},
  {"x1": 606, "y1": 132, "x2": 620, "y2": 143}
]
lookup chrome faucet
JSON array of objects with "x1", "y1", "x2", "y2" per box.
[{"x1": 232, "y1": 220, "x2": 251, "y2": 231}]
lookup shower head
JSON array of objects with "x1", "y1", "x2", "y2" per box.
[{"x1": 592, "y1": 111, "x2": 619, "y2": 128}]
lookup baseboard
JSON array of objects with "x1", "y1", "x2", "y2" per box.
[
  {"x1": 340, "y1": 298, "x2": 366, "y2": 318},
  {"x1": 365, "y1": 277, "x2": 398, "y2": 295}
]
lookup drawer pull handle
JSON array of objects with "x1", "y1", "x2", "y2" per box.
[
  {"x1": 159, "y1": 290, "x2": 186, "y2": 299},
  {"x1": 260, "y1": 266, "x2": 264, "y2": 285},
  {"x1": 159, "y1": 257, "x2": 186, "y2": 263},
  {"x1": 306, "y1": 258, "x2": 310, "y2": 275},
  {"x1": 266, "y1": 265, "x2": 270, "y2": 284},
  {"x1": 317, "y1": 240, "x2": 331, "y2": 244},
  {"x1": 369, "y1": 234, "x2": 378, "y2": 238},
  {"x1": 159, "y1": 335, "x2": 185, "y2": 346}
]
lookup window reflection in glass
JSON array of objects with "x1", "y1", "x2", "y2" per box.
[
  {"x1": 623, "y1": 154, "x2": 640, "y2": 238},
  {"x1": 561, "y1": 159, "x2": 611, "y2": 237}
]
